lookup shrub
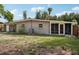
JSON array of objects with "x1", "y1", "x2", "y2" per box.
[{"x1": 18, "y1": 28, "x2": 26, "y2": 34}]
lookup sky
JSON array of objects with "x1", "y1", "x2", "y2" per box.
[{"x1": 0, "y1": 4, "x2": 79, "y2": 22}]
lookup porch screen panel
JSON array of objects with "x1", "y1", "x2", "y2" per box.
[
  {"x1": 60, "y1": 24, "x2": 63, "y2": 34},
  {"x1": 65, "y1": 23, "x2": 71, "y2": 35},
  {"x1": 51, "y1": 24, "x2": 58, "y2": 34}
]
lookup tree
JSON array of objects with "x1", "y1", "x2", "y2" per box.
[
  {"x1": 47, "y1": 8, "x2": 52, "y2": 16},
  {"x1": 69, "y1": 13, "x2": 75, "y2": 20},
  {"x1": 23, "y1": 10, "x2": 27, "y2": 19},
  {"x1": 35, "y1": 11, "x2": 41, "y2": 19},
  {"x1": 51, "y1": 15, "x2": 57, "y2": 20},
  {"x1": 0, "y1": 4, "x2": 13, "y2": 22},
  {"x1": 57, "y1": 13, "x2": 72, "y2": 21},
  {"x1": 57, "y1": 16, "x2": 61, "y2": 21},
  {"x1": 0, "y1": 4, "x2": 14, "y2": 22},
  {"x1": 4, "y1": 10, "x2": 13, "y2": 22},
  {"x1": 41, "y1": 11, "x2": 48, "y2": 19},
  {"x1": 47, "y1": 8, "x2": 52, "y2": 20},
  {"x1": 74, "y1": 14, "x2": 79, "y2": 24},
  {"x1": 0, "y1": 4, "x2": 4, "y2": 18}
]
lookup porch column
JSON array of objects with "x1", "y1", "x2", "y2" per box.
[
  {"x1": 63, "y1": 24, "x2": 65, "y2": 35},
  {"x1": 6, "y1": 24, "x2": 9, "y2": 32},
  {"x1": 49, "y1": 22, "x2": 51, "y2": 35},
  {"x1": 58, "y1": 24, "x2": 60, "y2": 35},
  {"x1": 71, "y1": 24, "x2": 73, "y2": 35}
]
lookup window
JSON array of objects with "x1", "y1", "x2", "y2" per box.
[
  {"x1": 39, "y1": 24, "x2": 43, "y2": 28},
  {"x1": 21, "y1": 24, "x2": 25, "y2": 29}
]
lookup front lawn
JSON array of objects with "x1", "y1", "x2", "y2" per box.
[{"x1": 0, "y1": 33, "x2": 79, "y2": 55}]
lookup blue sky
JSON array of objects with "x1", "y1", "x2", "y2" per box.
[{"x1": 1, "y1": 4, "x2": 79, "y2": 22}]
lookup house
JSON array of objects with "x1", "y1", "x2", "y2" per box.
[
  {"x1": 0, "y1": 22, "x2": 5, "y2": 32},
  {"x1": 6, "y1": 19, "x2": 77, "y2": 35},
  {"x1": 6, "y1": 22, "x2": 16, "y2": 32}
]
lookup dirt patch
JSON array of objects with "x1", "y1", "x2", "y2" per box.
[
  {"x1": 0, "y1": 44, "x2": 78, "y2": 55},
  {"x1": 0, "y1": 44, "x2": 23, "y2": 55}
]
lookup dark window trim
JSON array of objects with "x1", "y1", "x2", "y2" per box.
[{"x1": 39, "y1": 24, "x2": 43, "y2": 28}]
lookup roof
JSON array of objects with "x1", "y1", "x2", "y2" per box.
[
  {"x1": 15, "y1": 19, "x2": 74, "y2": 23},
  {"x1": 15, "y1": 19, "x2": 50, "y2": 22}
]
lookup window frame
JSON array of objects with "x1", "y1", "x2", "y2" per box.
[{"x1": 39, "y1": 24, "x2": 43, "y2": 28}]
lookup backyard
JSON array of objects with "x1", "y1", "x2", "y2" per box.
[{"x1": 0, "y1": 32, "x2": 79, "y2": 55}]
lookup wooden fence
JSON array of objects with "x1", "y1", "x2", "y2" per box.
[{"x1": 73, "y1": 25, "x2": 79, "y2": 37}]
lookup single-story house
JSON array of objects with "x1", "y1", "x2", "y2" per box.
[
  {"x1": 0, "y1": 22, "x2": 5, "y2": 32},
  {"x1": 6, "y1": 22, "x2": 16, "y2": 32},
  {"x1": 6, "y1": 19, "x2": 77, "y2": 35}
]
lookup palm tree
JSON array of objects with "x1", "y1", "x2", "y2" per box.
[
  {"x1": 47, "y1": 8, "x2": 52, "y2": 16},
  {"x1": 47, "y1": 8, "x2": 52, "y2": 20}
]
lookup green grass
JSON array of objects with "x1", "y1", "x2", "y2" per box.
[{"x1": 0, "y1": 32, "x2": 79, "y2": 54}]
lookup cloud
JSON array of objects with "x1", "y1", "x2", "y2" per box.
[
  {"x1": 10, "y1": 9, "x2": 17, "y2": 14},
  {"x1": 72, "y1": 6, "x2": 79, "y2": 10},
  {"x1": 31, "y1": 7, "x2": 44, "y2": 12},
  {"x1": 10, "y1": 9, "x2": 23, "y2": 20},
  {"x1": 18, "y1": 14, "x2": 22, "y2": 17}
]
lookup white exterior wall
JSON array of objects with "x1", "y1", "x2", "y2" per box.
[
  {"x1": 16, "y1": 21, "x2": 50, "y2": 34},
  {"x1": 16, "y1": 21, "x2": 31, "y2": 33},
  {"x1": 31, "y1": 21, "x2": 50, "y2": 34}
]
